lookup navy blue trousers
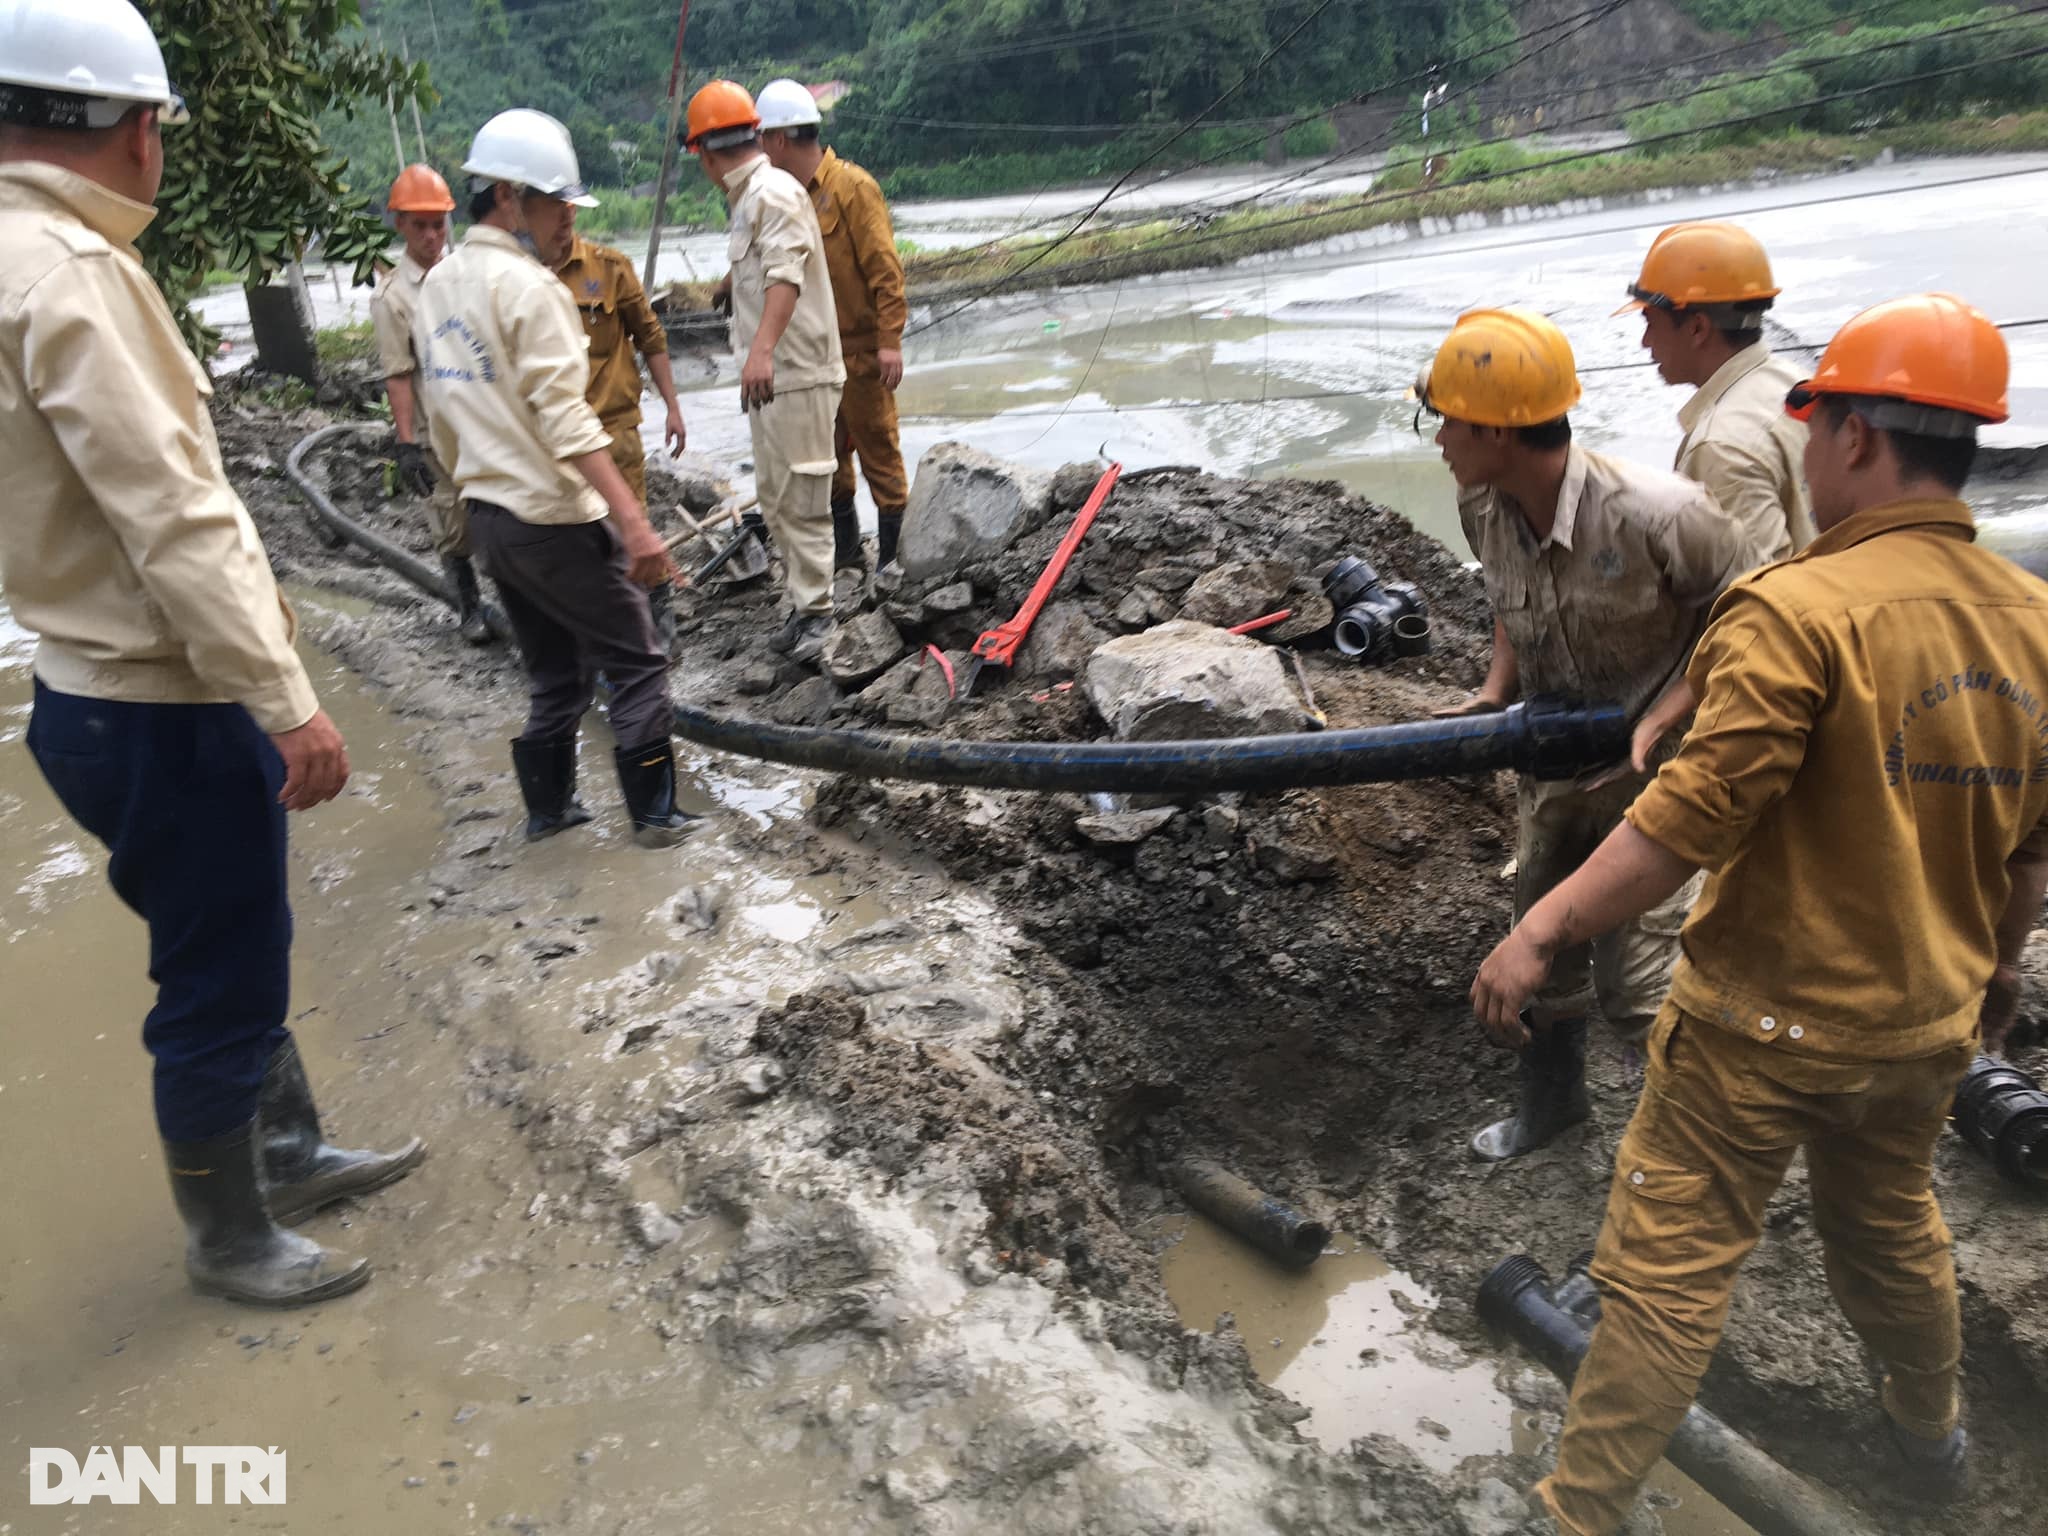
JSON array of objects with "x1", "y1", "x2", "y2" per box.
[{"x1": 27, "y1": 682, "x2": 293, "y2": 1142}]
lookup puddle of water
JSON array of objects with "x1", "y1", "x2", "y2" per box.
[{"x1": 1159, "y1": 1214, "x2": 1757, "y2": 1536}]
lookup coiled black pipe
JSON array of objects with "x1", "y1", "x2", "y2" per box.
[
  {"x1": 671, "y1": 694, "x2": 1628, "y2": 794},
  {"x1": 1478, "y1": 1255, "x2": 1879, "y2": 1536},
  {"x1": 1951, "y1": 1054, "x2": 2048, "y2": 1189},
  {"x1": 285, "y1": 423, "x2": 513, "y2": 643}
]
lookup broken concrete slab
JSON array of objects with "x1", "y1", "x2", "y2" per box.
[
  {"x1": 1172, "y1": 560, "x2": 1296, "y2": 629},
  {"x1": 1085, "y1": 620, "x2": 1303, "y2": 742},
  {"x1": 822, "y1": 611, "x2": 908, "y2": 689},
  {"x1": 1016, "y1": 600, "x2": 1110, "y2": 681},
  {"x1": 897, "y1": 442, "x2": 1054, "y2": 580},
  {"x1": 1074, "y1": 807, "x2": 1178, "y2": 846}
]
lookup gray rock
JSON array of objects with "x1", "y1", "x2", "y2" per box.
[
  {"x1": 1074, "y1": 807, "x2": 1178, "y2": 846},
  {"x1": 1174, "y1": 560, "x2": 1297, "y2": 628},
  {"x1": 1270, "y1": 588, "x2": 1335, "y2": 645},
  {"x1": 1016, "y1": 600, "x2": 1109, "y2": 681},
  {"x1": 924, "y1": 581, "x2": 975, "y2": 615},
  {"x1": 1133, "y1": 564, "x2": 1200, "y2": 594},
  {"x1": 1202, "y1": 804, "x2": 1241, "y2": 845},
  {"x1": 737, "y1": 1059, "x2": 787, "y2": 1101},
  {"x1": 1454, "y1": 1478, "x2": 1533, "y2": 1536},
  {"x1": 859, "y1": 648, "x2": 963, "y2": 730},
  {"x1": 1051, "y1": 459, "x2": 1111, "y2": 512},
  {"x1": 627, "y1": 1202, "x2": 684, "y2": 1251},
  {"x1": 768, "y1": 675, "x2": 843, "y2": 726},
  {"x1": 822, "y1": 610, "x2": 908, "y2": 688},
  {"x1": 1085, "y1": 620, "x2": 1304, "y2": 742},
  {"x1": 736, "y1": 661, "x2": 779, "y2": 697},
  {"x1": 898, "y1": 442, "x2": 1054, "y2": 580},
  {"x1": 1112, "y1": 591, "x2": 1154, "y2": 631},
  {"x1": 1254, "y1": 837, "x2": 1339, "y2": 883}
]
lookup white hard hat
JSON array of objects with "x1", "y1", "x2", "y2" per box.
[
  {"x1": 462, "y1": 108, "x2": 598, "y2": 208},
  {"x1": 755, "y1": 78, "x2": 821, "y2": 132},
  {"x1": 0, "y1": 0, "x2": 189, "y2": 129}
]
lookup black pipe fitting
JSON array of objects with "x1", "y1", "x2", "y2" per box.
[
  {"x1": 670, "y1": 693, "x2": 1629, "y2": 794},
  {"x1": 1952, "y1": 1054, "x2": 2048, "y2": 1190},
  {"x1": 1325, "y1": 555, "x2": 1430, "y2": 662},
  {"x1": 1171, "y1": 1159, "x2": 1329, "y2": 1268}
]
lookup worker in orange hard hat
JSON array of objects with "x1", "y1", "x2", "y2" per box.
[
  {"x1": 370, "y1": 162, "x2": 491, "y2": 642},
  {"x1": 687, "y1": 79, "x2": 844, "y2": 664},
  {"x1": 1474, "y1": 294, "x2": 2048, "y2": 1533},
  {"x1": 1416, "y1": 308, "x2": 1747, "y2": 1164},
  {"x1": 1621, "y1": 222, "x2": 1814, "y2": 566}
]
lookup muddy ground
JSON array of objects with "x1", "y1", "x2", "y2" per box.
[{"x1": 194, "y1": 379, "x2": 2048, "y2": 1534}]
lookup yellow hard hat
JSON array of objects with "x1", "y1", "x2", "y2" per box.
[
  {"x1": 1616, "y1": 222, "x2": 1779, "y2": 318},
  {"x1": 1416, "y1": 308, "x2": 1582, "y2": 428}
]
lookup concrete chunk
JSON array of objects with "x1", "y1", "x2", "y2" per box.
[
  {"x1": 1085, "y1": 620, "x2": 1303, "y2": 742},
  {"x1": 898, "y1": 442, "x2": 1054, "y2": 580}
]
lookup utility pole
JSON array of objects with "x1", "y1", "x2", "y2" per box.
[
  {"x1": 376, "y1": 27, "x2": 405, "y2": 174},
  {"x1": 642, "y1": 0, "x2": 693, "y2": 293},
  {"x1": 401, "y1": 36, "x2": 429, "y2": 162}
]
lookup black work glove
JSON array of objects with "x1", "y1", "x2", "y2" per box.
[{"x1": 396, "y1": 441, "x2": 435, "y2": 498}]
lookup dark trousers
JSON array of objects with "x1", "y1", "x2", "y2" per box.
[
  {"x1": 467, "y1": 504, "x2": 672, "y2": 750},
  {"x1": 26, "y1": 682, "x2": 292, "y2": 1142}
]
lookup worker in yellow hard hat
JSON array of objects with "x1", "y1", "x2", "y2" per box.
[
  {"x1": 370, "y1": 162, "x2": 491, "y2": 643},
  {"x1": 1621, "y1": 221, "x2": 1815, "y2": 565},
  {"x1": 688, "y1": 79, "x2": 844, "y2": 663},
  {"x1": 1417, "y1": 308, "x2": 1747, "y2": 1163},
  {"x1": 1473, "y1": 293, "x2": 2048, "y2": 1532}
]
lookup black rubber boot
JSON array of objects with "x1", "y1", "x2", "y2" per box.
[
  {"x1": 614, "y1": 737, "x2": 704, "y2": 849},
  {"x1": 165, "y1": 1123, "x2": 371, "y2": 1306},
  {"x1": 442, "y1": 555, "x2": 493, "y2": 646},
  {"x1": 1889, "y1": 1420, "x2": 1970, "y2": 1504},
  {"x1": 509, "y1": 736, "x2": 594, "y2": 843},
  {"x1": 258, "y1": 1039, "x2": 426, "y2": 1226},
  {"x1": 876, "y1": 507, "x2": 903, "y2": 570},
  {"x1": 830, "y1": 498, "x2": 863, "y2": 570},
  {"x1": 1471, "y1": 1017, "x2": 1591, "y2": 1162}
]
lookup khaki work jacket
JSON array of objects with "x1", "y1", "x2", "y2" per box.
[
  {"x1": 1629, "y1": 499, "x2": 2048, "y2": 1060},
  {"x1": 0, "y1": 162, "x2": 316, "y2": 734},
  {"x1": 722, "y1": 156, "x2": 845, "y2": 393},
  {"x1": 1675, "y1": 344, "x2": 1816, "y2": 566},
  {"x1": 554, "y1": 235, "x2": 667, "y2": 432},
  {"x1": 808, "y1": 149, "x2": 906, "y2": 356},
  {"x1": 413, "y1": 225, "x2": 613, "y2": 525},
  {"x1": 1459, "y1": 444, "x2": 1749, "y2": 721}
]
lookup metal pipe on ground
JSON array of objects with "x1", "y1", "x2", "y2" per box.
[
  {"x1": 1170, "y1": 1159, "x2": 1329, "y2": 1268},
  {"x1": 285, "y1": 424, "x2": 513, "y2": 644},
  {"x1": 1477, "y1": 1254, "x2": 1881, "y2": 1536},
  {"x1": 670, "y1": 694, "x2": 1630, "y2": 795}
]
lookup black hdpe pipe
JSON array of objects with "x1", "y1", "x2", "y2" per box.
[
  {"x1": 1171, "y1": 1159, "x2": 1330, "y2": 1268},
  {"x1": 671, "y1": 693, "x2": 1629, "y2": 795},
  {"x1": 285, "y1": 424, "x2": 513, "y2": 643},
  {"x1": 1952, "y1": 1054, "x2": 2048, "y2": 1189},
  {"x1": 1478, "y1": 1255, "x2": 1880, "y2": 1536}
]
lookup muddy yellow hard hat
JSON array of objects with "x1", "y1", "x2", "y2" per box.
[{"x1": 1415, "y1": 308, "x2": 1581, "y2": 428}]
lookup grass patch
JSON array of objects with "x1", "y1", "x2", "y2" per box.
[{"x1": 315, "y1": 319, "x2": 378, "y2": 367}]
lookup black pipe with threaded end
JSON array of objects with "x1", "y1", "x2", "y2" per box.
[
  {"x1": 1952, "y1": 1054, "x2": 2048, "y2": 1190},
  {"x1": 1170, "y1": 1159, "x2": 1329, "y2": 1269}
]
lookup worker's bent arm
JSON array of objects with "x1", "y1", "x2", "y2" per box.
[
  {"x1": 1481, "y1": 615, "x2": 1520, "y2": 705},
  {"x1": 24, "y1": 254, "x2": 318, "y2": 734},
  {"x1": 644, "y1": 349, "x2": 683, "y2": 413},
  {"x1": 386, "y1": 372, "x2": 420, "y2": 446},
  {"x1": 1984, "y1": 846, "x2": 2048, "y2": 1052},
  {"x1": 502, "y1": 275, "x2": 615, "y2": 466}
]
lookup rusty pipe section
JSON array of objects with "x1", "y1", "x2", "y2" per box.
[
  {"x1": 1478, "y1": 1255, "x2": 1880, "y2": 1536},
  {"x1": 1171, "y1": 1159, "x2": 1330, "y2": 1268},
  {"x1": 671, "y1": 694, "x2": 1629, "y2": 794}
]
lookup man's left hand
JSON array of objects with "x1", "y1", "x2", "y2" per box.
[
  {"x1": 741, "y1": 347, "x2": 776, "y2": 410},
  {"x1": 877, "y1": 347, "x2": 904, "y2": 391},
  {"x1": 1473, "y1": 928, "x2": 1551, "y2": 1047},
  {"x1": 665, "y1": 403, "x2": 687, "y2": 457}
]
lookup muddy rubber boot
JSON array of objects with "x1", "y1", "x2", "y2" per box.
[
  {"x1": 258, "y1": 1039, "x2": 425, "y2": 1226},
  {"x1": 876, "y1": 507, "x2": 903, "y2": 571},
  {"x1": 830, "y1": 498, "x2": 863, "y2": 571},
  {"x1": 165, "y1": 1124, "x2": 371, "y2": 1306},
  {"x1": 1890, "y1": 1421, "x2": 1970, "y2": 1504},
  {"x1": 510, "y1": 735, "x2": 594, "y2": 843},
  {"x1": 788, "y1": 614, "x2": 835, "y2": 667},
  {"x1": 614, "y1": 737, "x2": 704, "y2": 849},
  {"x1": 443, "y1": 555, "x2": 493, "y2": 646},
  {"x1": 1471, "y1": 1017, "x2": 1591, "y2": 1162}
]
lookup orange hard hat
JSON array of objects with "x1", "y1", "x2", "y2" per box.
[
  {"x1": 387, "y1": 162, "x2": 455, "y2": 214},
  {"x1": 684, "y1": 80, "x2": 760, "y2": 152},
  {"x1": 1785, "y1": 292, "x2": 2009, "y2": 433},
  {"x1": 1615, "y1": 221, "x2": 1779, "y2": 319}
]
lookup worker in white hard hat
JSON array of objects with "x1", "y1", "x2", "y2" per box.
[
  {"x1": 0, "y1": 0, "x2": 423, "y2": 1307},
  {"x1": 754, "y1": 76, "x2": 909, "y2": 573},
  {"x1": 688, "y1": 79, "x2": 845, "y2": 664},
  {"x1": 413, "y1": 108, "x2": 700, "y2": 850}
]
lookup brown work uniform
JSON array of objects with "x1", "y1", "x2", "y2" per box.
[
  {"x1": 555, "y1": 235, "x2": 668, "y2": 503},
  {"x1": 370, "y1": 251, "x2": 467, "y2": 557},
  {"x1": 1538, "y1": 499, "x2": 2048, "y2": 1536},
  {"x1": 807, "y1": 149, "x2": 908, "y2": 513},
  {"x1": 1459, "y1": 444, "x2": 1747, "y2": 1035}
]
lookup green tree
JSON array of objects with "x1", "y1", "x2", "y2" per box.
[{"x1": 142, "y1": 0, "x2": 430, "y2": 355}]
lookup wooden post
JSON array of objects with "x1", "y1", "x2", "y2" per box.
[{"x1": 642, "y1": 0, "x2": 693, "y2": 293}]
